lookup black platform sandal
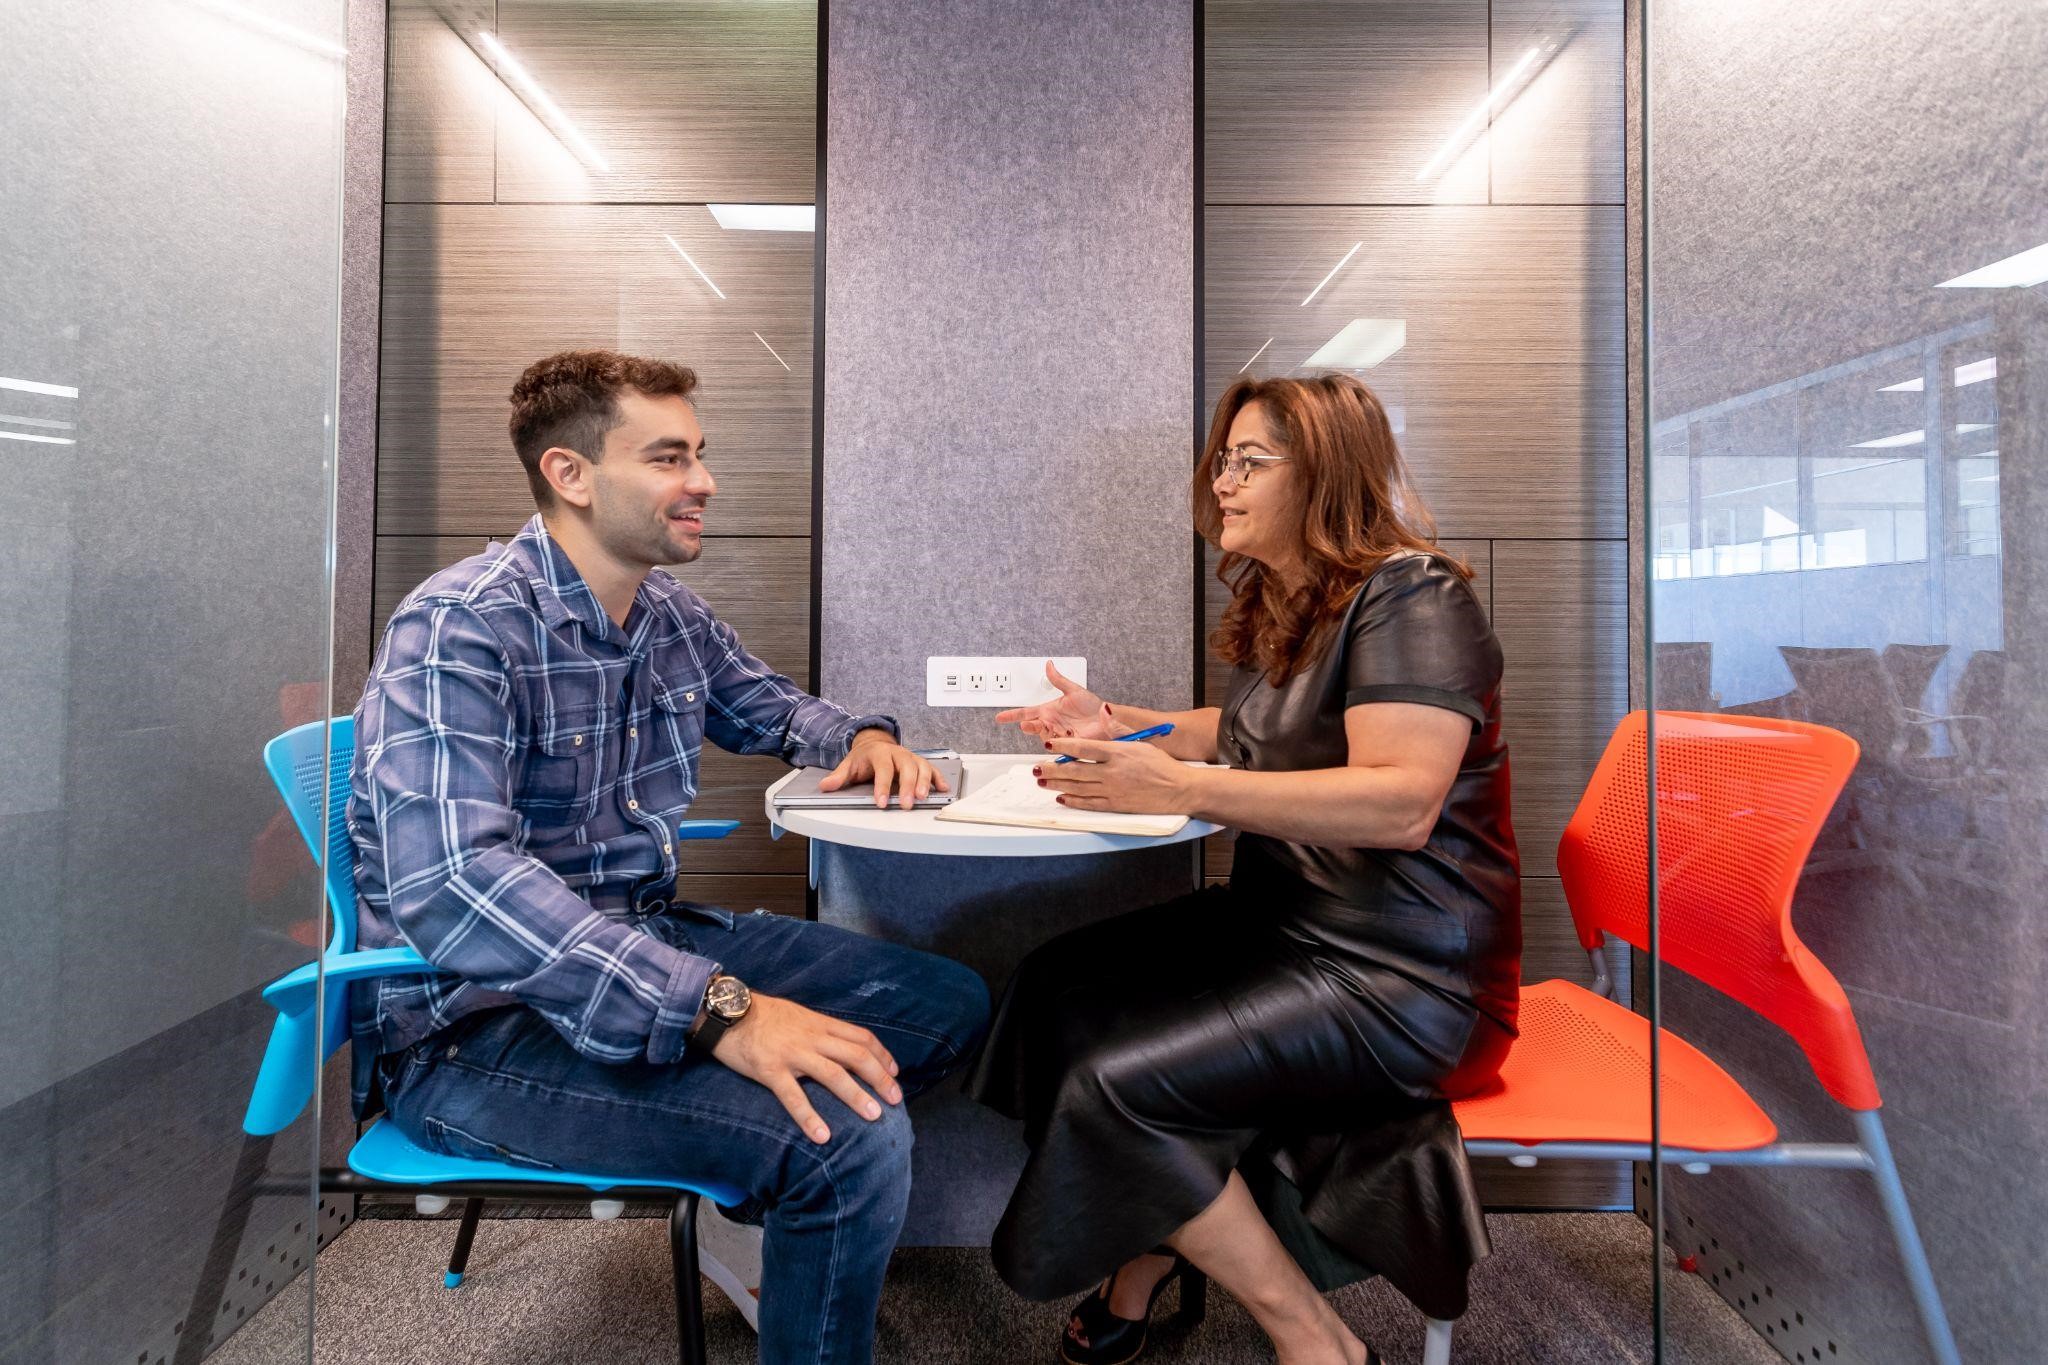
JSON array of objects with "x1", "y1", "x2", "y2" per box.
[{"x1": 1057, "y1": 1253, "x2": 1208, "y2": 1365}]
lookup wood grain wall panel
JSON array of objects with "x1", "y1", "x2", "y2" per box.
[
  {"x1": 372, "y1": 535, "x2": 491, "y2": 639},
  {"x1": 384, "y1": 0, "x2": 497, "y2": 204},
  {"x1": 1492, "y1": 539, "x2": 1628, "y2": 877},
  {"x1": 1489, "y1": 0, "x2": 1625, "y2": 206},
  {"x1": 493, "y1": 1, "x2": 816, "y2": 204},
  {"x1": 1207, "y1": 207, "x2": 1625, "y2": 539},
  {"x1": 378, "y1": 204, "x2": 814, "y2": 536},
  {"x1": 1200, "y1": 540, "x2": 1489, "y2": 879},
  {"x1": 1205, "y1": 0, "x2": 1491, "y2": 205}
]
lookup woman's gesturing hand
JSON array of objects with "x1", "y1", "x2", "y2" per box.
[
  {"x1": 1035, "y1": 735, "x2": 1199, "y2": 815},
  {"x1": 994, "y1": 661, "x2": 1132, "y2": 741}
]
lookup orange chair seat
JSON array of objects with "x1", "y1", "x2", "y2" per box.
[{"x1": 1452, "y1": 979, "x2": 1779, "y2": 1152}]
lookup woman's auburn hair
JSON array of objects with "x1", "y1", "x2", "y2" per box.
[{"x1": 1192, "y1": 373, "x2": 1470, "y2": 686}]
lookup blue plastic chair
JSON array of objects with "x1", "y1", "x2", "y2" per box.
[{"x1": 243, "y1": 717, "x2": 749, "y2": 1365}]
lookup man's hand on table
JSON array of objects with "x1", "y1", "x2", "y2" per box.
[{"x1": 817, "y1": 728, "x2": 951, "y2": 810}]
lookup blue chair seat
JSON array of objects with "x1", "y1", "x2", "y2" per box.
[{"x1": 347, "y1": 1118, "x2": 748, "y2": 1207}]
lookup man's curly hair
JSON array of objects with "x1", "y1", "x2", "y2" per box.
[{"x1": 508, "y1": 350, "x2": 698, "y2": 507}]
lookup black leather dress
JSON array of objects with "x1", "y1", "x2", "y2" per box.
[{"x1": 965, "y1": 552, "x2": 1521, "y2": 1322}]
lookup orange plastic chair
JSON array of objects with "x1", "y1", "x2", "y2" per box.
[{"x1": 1436, "y1": 712, "x2": 1958, "y2": 1365}]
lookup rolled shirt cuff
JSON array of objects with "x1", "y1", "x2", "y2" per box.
[{"x1": 647, "y1": 950, "x2": 723, "y2": 1065}]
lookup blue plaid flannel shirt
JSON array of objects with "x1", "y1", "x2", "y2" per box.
[{"x1": 347, "y1": 515, "x2": 896, "y2": 1114}]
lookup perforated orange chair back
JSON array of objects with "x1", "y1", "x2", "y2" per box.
[{"x1": 1556, "y1": 710, "x2": 1880, "y2": 1109}]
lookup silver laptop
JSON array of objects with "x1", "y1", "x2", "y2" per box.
[{"x1": 773, "y1": 756, "x2": 966, "y2": 809}]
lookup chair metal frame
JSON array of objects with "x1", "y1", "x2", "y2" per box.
[
  {"x1": 1420, "y1": 712, "x2": 1960, "y2": 1365},
  {"x1": 241, "y1": 717, "x2": 745, "y2": 1365}
]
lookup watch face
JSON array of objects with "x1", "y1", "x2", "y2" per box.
[{"x1": 706, "y1": 975, "x2": 751, "y2": 1020}]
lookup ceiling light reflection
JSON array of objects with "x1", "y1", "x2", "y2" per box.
[
  {"x1": 0, "y1": 430, "x2": 76, "y2": 445},
  {"x1": 1954, "y1": 357, "x2": 1997, "y2": 387},
  {"x1": 1301, "y1": 243, "x2": 1363, "y2": 307},
  {"x1": 1415, "y1": 45, "x2": 1544, "y2": 183},
  {"x1": 1935, "y1": 242, "x2": 2048, "y2": 289},
  {"x1": 662, "y1": 235, "x2": 726, "y2": 299},
  {"x1": 1238, "y1": 338, "x2": 1275, "y2": 373},
  {"x1": 1305, "y1": 319, "x2": 1407, "y2": 370},
  {"x1": 0, "y1": 377, "x2": 78, "y2": 398},
  {"x1": 190, "y1": 0, "x2": 346, "y2": 59},
  {"x1": 709, "y1": 204, "x2": 815, "y2": 232},
  {"x1": 753, "y1": 332, "x2": 792, "y2": 372},
  {"x1": 477, "y1": 31, "x2": 611, "y2": 174}
]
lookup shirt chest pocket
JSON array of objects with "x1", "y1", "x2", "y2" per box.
[
  {"x1": 649, "y1": 679, "x2": 708, "y2": 770},
  {"x1": 520, "y1": 704, "x2": 609, "y2": 820}
]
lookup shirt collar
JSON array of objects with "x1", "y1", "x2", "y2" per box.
[
  {"x1": 508, "y1": 515, "x2": 615, "y2": 640},
  {"x1": 507, "y1": 515, "x2": 681, "y2": 651}
]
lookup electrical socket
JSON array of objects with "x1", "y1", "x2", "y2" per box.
[{"x1": 927, "y1": 656, "x2": 1087, "y2": 708}]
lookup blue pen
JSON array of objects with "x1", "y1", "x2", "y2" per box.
[{"x1": 1052, "y1": 722, "x2": 1175, "y2": 763}]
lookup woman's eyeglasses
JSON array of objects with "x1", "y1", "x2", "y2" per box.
[{"x1": 1213, "y1": 446, "x2": 1292, "y2": 489}]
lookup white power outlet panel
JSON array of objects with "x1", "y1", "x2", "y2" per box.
[{"x1": 927, "y1": 656, "x2": 1087, "y2": 708}]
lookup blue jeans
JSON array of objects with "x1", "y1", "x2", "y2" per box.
[{"x1": 379, "y1": 904, "x2": 991, "y2": 1365}]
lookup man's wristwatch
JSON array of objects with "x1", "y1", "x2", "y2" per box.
[{"x1": 689, "y1": 973, "x2": 753, "y2": 1054}]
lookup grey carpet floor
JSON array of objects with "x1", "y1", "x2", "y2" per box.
[{"x1": 208, "y1": 1212, "x2": 1781, "y2": 1364}]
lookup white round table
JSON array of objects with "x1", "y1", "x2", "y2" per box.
[{"x1": 766, "y1": 753, "x2": 1220, "y2": 882}]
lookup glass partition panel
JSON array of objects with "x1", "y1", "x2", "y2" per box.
[
  {"x1": 0, "y1": 1, "x2": 347, "y2": 1361},
  {"x1": 1206, "y1": 0, "x2": 1651, "y2": 1354},
  {"x1": 1646, "y1": 2, "x2": 2047, "y2": 1361}
]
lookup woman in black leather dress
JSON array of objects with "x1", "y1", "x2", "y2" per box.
[{"x1": 966, "y1": 374, "x2": 1520, "y2": 1365}]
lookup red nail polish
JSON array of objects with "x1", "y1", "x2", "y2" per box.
[
  {"x1": 1037, "y1": 778, "x2": 1046, "y2": 787},
  {"x1": 1056, "y1": 795, "x2": 1067, "y2": 804}
]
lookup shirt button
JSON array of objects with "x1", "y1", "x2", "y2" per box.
[
  {"x1": 628, "y1": 726, "x2": 638, "y2": 739},
  {"x1": 572, "y1": 734, "x2": 585, "y2": 746},
  {"x1": 628, "y1": 799, "x2": 640, "y2": 811},
  {"x1": 685, "y1": 691, "x2": 696, "y2": 702}
]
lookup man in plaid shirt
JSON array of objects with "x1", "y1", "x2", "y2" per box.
[{"x1": 350, "y1": 350, "x2": 990, "y2": 1365}]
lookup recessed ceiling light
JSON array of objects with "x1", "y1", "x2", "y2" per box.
[{"x1": 1935, "y1": 242, "x2": 2048, "y2": 289}]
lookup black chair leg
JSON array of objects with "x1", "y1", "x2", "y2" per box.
[
  {"x1": 445, "y1": 1197, "x2": 485, "y2": 1287},
  {"x1": 670, "y1": 1193, "x2": 706, "y2": 1365},
  {"x1": 1180, "y1": 1265, "x2": 1208, "y2": 1324}
]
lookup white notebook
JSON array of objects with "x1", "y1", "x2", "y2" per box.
[{"x1": 933, "y1": 764, "x2": 1191, "y2": 837}]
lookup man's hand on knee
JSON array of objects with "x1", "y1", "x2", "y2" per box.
[{"x1": 711, "y1": 995, "x2": 903, "y2": 1144}]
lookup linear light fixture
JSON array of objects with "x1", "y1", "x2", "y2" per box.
[
  {"x1": 709, "y1": 204, "x2": 815, "y2": 232},
  {"x1": 476, "y1": 31, "x2": 611, "y2": 174},
  {"x1": 0, "y1": 430, "x2": 76, "y2": 445},
  {"x1": 1878, "y1": 376, "x2": 1923, "y2": 393},
  {"x1": 1238, "y1": 338, "x2": 1275, "y2": 373},
  {"x1": 1416, "y1": 45, "x2": 1543, "y2": 183},
  {"x1": 753, "y1": 332, "x2": 791, "y2": 372},
  {"x1": 1956, "y1": 422, "x2": 1993, "y2": 435},
  {"x1": 0, "y1": 414, "x2": 73, "y2": 429},
  {"x1": 191, "y1": 0, "x2": 346, "y2": 59},
  {"x1": 1935, "y1": 241, "x2": 2048, "y2": 289},
  {"x1": 662, "y1": 235, "x2": 726, "y2": 299},
  {"x1": 1301, "y1": 243, "x2": 1363, "y2": 307},
  {"x1": 0, "y1": 376, "x2": 78, "y2": 398},
  {"x1": 1304, "y1": 318, "x2": 1407, "y2": 370}
]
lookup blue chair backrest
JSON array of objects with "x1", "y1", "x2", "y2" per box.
[{"x1": 263, "y1": 716, "x2": 359, "y2": 955}]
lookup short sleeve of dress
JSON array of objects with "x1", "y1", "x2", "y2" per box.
[{"x1": 1342, "y1": 554, "x2": 1500, "y2": 729}]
